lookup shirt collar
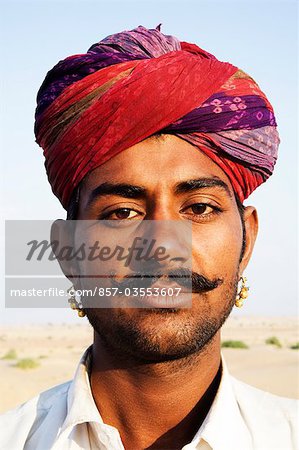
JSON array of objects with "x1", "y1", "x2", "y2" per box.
[
  {"x1": 60, "y1": 345, "x2": 102, "y2": 433},
  {"x1": 59, "y1": 347, "x2": 252, "y2": 450},
  {"x1": 186, "y1": 357, "x2": 252, "y2": 450}
]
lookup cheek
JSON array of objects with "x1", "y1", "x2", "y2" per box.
[{"x1": 191, "y1": 218, "x2": 243, "y2": 276}]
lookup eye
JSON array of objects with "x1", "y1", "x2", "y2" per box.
[
  {"x1": 189, "y1": 204, "x2": 212, "y2": 215},
  {"x1": 182, "y1": 202, "x2": 222, "y2": 221},
  {"x1": 101, "y1": 208, "x2": 139, "y2": 220}
]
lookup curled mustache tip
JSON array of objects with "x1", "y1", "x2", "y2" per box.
[{"x1": 110, "y1": 269, "x2": 223, "y2": 293}]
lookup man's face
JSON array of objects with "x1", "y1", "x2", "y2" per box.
[{"x1": 72, "y1": 135, "x2": 255, "y2": 362}]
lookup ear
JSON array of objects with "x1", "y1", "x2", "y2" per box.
[
  {"x1": 239, "y1": 206, "x2": 258, "y2": 275},
  {"x1": 50, "y1": 219, "x2": 81, "y2": 289}
]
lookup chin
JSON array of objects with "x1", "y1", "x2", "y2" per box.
[{"x1": 86, "y1": 307, "x2": 222, "y2": 363}]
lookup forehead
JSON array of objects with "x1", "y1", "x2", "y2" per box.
[{"x1": 81, "y1": 134, "x2": 234, "y2": 195}]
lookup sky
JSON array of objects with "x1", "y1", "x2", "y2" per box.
[{"x1": 0, "y1": 0, "x2": 298, "y2": 324}]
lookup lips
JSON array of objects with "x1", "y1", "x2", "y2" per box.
[
  {"x1": 138, "y1": 293, "x2": 192, "y2": 309},
  {"x1": 134, "y1": 281, "x2": 193, "y2": 309}
]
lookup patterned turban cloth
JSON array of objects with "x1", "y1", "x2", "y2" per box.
[{"x1": 34, "y1": 25, "x2": 279, "y2": 209}]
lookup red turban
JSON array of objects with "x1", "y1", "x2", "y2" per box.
[{"x1": 35, "y1": 26, "x2": 279, "y2": 208}]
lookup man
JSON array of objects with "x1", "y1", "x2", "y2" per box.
[{"x1": 0, "y1": 25, "x2": 297, "y2": 449}]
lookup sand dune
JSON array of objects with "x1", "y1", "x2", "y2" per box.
[{"x1": 0, "y1": 316, "x2": 298, "y2": 413}]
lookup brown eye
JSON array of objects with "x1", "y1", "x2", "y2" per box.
[
  {"x1": 190, "y1": 204, "x2": 209, "y2": 215},
  {"x1": 110, "y1": 208, "x2": 138, "y2": 220},
  {"x1": 181, "y1": 202, "x2": 222, "y2": 223}
]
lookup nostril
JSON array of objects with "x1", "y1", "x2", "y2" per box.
[{"x1": 168, "y1": 257, "x2": 189, "y2": 268}]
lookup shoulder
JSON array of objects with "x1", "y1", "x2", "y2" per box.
[
  {"x1": 1, "y1": 379, "x2": 70, "y2": 419},
  {"x1": 231, "y1": 376, "x2": 298, "y2": 416},
  {"x1": 0, "y1": 380, "x2": 71, "y2": 450},
  {"x1": 231, "y1": 376, "x2": 298, "y2": 447}
]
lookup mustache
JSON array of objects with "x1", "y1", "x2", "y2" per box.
[{"x1": 110, "y1": 268, "x2": 223, "y2": 293}]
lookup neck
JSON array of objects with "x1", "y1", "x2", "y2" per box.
[{"x1": 90, "y1": 332, "x2": 221, "y2": 450}]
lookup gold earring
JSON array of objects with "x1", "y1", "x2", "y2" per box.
[
  {"x1": 68, "y1": 286, "x2": 86, "y2": 317},
  {"x1": 235, "y1": 276, "x2": 249, "y2": 308}
]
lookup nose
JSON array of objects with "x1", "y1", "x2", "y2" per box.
[{"x1": 130, "y1": 219, "x2": 192, "y2": 275}]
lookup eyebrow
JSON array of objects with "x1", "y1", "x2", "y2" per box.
[
  {"x1": 87, "y1": 177, "x2": 232, "y2": 207},
  {"x1": 174, "y1": 177, "x2": 232, "y2": 197},
  {"x1": 87, "y1": 183, "x2": 147, "y2": 207}
]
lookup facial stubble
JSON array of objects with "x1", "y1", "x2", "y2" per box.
[{"x1": 84, "y1": 276, "x2": 239, "y2": 364}]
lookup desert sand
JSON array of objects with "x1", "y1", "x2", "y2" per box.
[{"x1": 0, "y1": 316, "x2": 298, "y2": 414}]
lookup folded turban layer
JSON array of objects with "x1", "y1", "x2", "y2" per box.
[{"x1": 34, "y1": 25, "x2": 279, "y2": 209}]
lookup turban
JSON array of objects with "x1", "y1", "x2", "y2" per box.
[{"x1": 34, "y1": 25, "x2": 279, "y2": 209}]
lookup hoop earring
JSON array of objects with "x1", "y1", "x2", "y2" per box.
[
  {"x1": 68, "y1": 286, "x2": 86, "y2": 317},
  {"x1": 235, "y1": 276, "x2": 249, "y2": 308}
]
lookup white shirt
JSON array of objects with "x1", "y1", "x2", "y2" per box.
[{"x1": 0, "y1": 346, "x2": 297, "y2": 450}]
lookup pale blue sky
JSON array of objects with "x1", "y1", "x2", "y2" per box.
[{"x1": 0, "y1": 0, "x2": 297, "y2": 324}]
